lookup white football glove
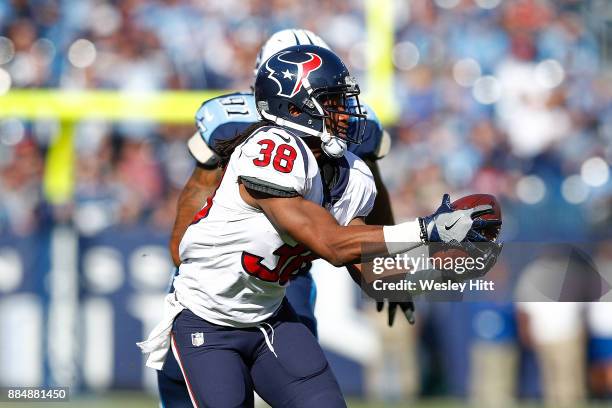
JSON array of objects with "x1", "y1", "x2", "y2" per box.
[{"x1": 419, "y1": 194, "x2": 493, "y2": 243}]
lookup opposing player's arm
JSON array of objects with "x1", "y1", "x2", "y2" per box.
[
  {"x1": 309, "y1": 216, "x2": 415, "y2": 327},
  {"x1": 169, "y1": 164, "x2": 222, "y2": 266},
  {"x1": 347, "y1": 217, "x2": 417, "y2": 325}
]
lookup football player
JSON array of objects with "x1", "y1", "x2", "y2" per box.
[
  {"x1": 140, "y1": 45, "x2": 497, "y2": 407},
  {"x1": 159, "y1": 29, "x2": 405, "y2": 407},
  {"x1": 169, "y1": 29, "x2": 403, "y2": 333}
]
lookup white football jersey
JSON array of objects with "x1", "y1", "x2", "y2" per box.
[
  {"x1": 175, "y1": 126, "x2": 376, "y2": 327},
  {"x1": 322, "y1": 151, "x2": 377, "y2": 226}
]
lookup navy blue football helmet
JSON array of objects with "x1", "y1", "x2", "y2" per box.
[{"x1": 254, "y1": 45, "x2": 366, "y2": 158}]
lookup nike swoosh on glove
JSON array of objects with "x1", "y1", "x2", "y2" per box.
[{"x1": 419, "y1": 194, "x2": 493, "y2": 243}]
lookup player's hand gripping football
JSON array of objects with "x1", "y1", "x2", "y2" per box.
[
  {"x1": 418, "y1": 193, "x2": 493, "y2": 243},
  {"x1": 419, "y1": 193, "x2": 503, "y2": 279}
]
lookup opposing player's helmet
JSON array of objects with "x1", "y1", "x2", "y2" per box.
[
  {"x1": 254, "y1": 29, "x2": 330, "y2": 77},
  {"x1": 255, "y1": 45, "x2": 365, "y2": 158}
]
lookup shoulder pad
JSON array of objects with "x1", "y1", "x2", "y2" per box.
[
  {"x1": 194, "y1": 92, "x2": 259, "y2": 154},
  {"x1": 233, "y1": 126, "x2": 316, "y2": 198}
]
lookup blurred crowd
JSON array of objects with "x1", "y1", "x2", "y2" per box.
[
  {"x1": 382, "y1": 0, "x2": 611, "y2": 247},
  {"x1": 1, "y1": 0, "x2": 612, "y2": 404},
  {"x1": 0, "y1": 0, "x2": 610, "y2": 240}
]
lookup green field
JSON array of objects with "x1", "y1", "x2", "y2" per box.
[{"x1": 2, "y1": 392, "x2": 610, "y2": 408}]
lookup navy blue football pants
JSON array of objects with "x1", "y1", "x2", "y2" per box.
[
  {"x1": 158, "y1": 273, "x2": 324, "y2": 407},
  {"x1": 168, "y1": 299, "x2": 344, "y2": 408}
]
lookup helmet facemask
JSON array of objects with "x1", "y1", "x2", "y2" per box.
[{"x1": 294, "y1": 76, "x2": 366, "y2": 157}]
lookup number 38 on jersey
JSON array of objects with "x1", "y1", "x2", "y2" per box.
[{"x1": 253, "y1": 139, "x2": 297, "y2": 173}]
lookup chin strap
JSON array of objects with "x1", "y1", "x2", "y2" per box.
[
  {"x1": 303, "y1": 78, "x2": 348, "y2": 158},
  {"x1": 320, "y1": 133, "x2": 347, "y2": 158}
]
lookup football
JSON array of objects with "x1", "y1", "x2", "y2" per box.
[
  {"x1": 451, "y1": 193, "x2": 502, "y2": 241},
  {"x1": 428, "y1": 194, "x2": 502, "y2": 268}
]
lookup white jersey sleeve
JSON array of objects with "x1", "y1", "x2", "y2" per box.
[
  {"x1": 329, "y1": 152, "x2": 377, "y2": 226},
  {"x1": 232, "y1": 126, "x2": 314, "y2": 198}
]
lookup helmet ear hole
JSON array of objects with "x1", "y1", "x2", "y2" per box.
[{"x1": 288, "y1": 103, "x2": 302, "y2": 117}]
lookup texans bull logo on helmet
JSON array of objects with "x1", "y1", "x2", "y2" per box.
[{"x1": 265, "y1": 51, "x2": 323, "y2": 98}]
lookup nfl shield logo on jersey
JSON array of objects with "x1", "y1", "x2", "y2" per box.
[{"x1": 191, "y1": 332, "x2": 204, "y2": 347}]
